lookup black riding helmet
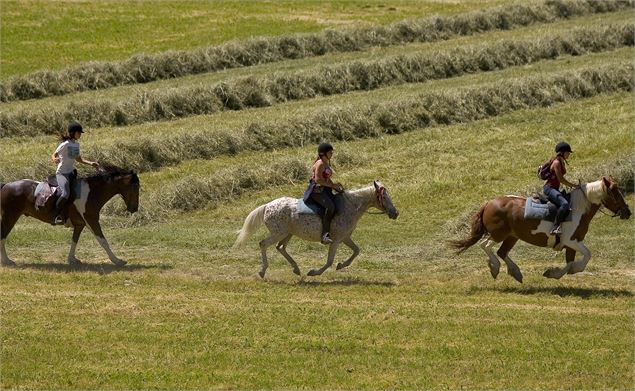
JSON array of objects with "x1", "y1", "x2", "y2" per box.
[
  {"x1": 68, "y1": 121, "x2": 84, "y2": 134},
  {"x1": 555, "y1": 141, "x2": 572, "y2": 154},
  {"x1": 317, "y1": 142, "x2": 333, "y2": 157}
]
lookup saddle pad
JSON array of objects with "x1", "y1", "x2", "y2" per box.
[
  {"x1": 33, "y1": 179, "x2": 83, "y2": 210},
  {"x1": 523, "y1": 197, "x2": 572, "y2": 222},
  {"x1": 297, "y1": 199, "x2": 325, "y2": 215},
  {"x1": 297, "y1": 195, "x2": 345, "y2": 216}
]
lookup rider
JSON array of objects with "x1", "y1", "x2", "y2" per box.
[
  {"x1": 303, "y1": 143, "x2": 345, "y2": 244},
  {"x1": 544, "y1": 141, "x2": 577, "y2": 235},
  {"x1": 51, "y1": 121, "x2": 99, "y2": 225}
]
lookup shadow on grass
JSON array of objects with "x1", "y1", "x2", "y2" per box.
[
  {"x1": 475, "y1": 285, "x2": 634, "y2": 299},
  {"x1": 268, "y1": 276, "x2": 397, "y2": 287},
  {"x1": 16, "y1": 262, "x2": 172, "y2": 275}
]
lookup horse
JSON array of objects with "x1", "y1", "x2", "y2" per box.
[
  {"x1": 450, "y1": 176, "x2": 631, "y2": 282},
  {"x1": 1, "y1": 165, "x2": 140, "y2": 267},
  {"x1": 234, "y1": 181, "x2": 399, "y2": 278}
]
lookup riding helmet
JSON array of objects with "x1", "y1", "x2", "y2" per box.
[
  {"x1": 68, "y1": 121, "x2": 84, "y2": 134},
  {"x1": 317, "y1": 142, "x2": 334, "y2": 156},
  {"x1": 555, "y1": 141, "x2": 572, "y2": 154}
]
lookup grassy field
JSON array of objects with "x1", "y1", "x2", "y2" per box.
[{"x1": 1, "y1": 1, "x2": 633, "y2": 389}]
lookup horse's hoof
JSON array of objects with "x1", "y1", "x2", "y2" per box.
[
  {"x1": 543, "y1": 268, "x2": 561, "y2": 279},
  {"x1": 511, "y1": 272, "x2": 523, "y2": 284},
  {"x1": 293, "y1": 268, "x2": 301, "y2": 276},
  {"x1": 69, "y1": 258, "x2": 83, "y2": 266},
  {"x1": 307, "y1": 269, "x2": 320, "y2": 277},
  {"x1": 336, "y1": 263, "x2": 344, "y2": 270},
  {"x1": 112, "y1": 259, "x2": 127, "y2": 267},
  {"x1": 258, "y1": 270, "x2": 266, "y2": 279},
  {"x1": 489, "y1": 267, "x2": 499, "y2": 279}
]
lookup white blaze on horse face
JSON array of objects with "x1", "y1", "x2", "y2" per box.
[{"x1": 73, "y1": 181, "x2": 90, "y2": 215}]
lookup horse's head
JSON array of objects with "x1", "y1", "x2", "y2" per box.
[
  {"x1": 94, "y1": 165, "x2": 140, "y2": 213},
  {"x1": 374, "y1": 180, "x2": 399, "y2": 219},
  {"x1": 601, "y1": 176, "x2": 631, "y2": 219}
]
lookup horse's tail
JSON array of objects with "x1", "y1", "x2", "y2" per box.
[
  {"x1": 234, "y1": 204, "x2": 267, "y2": 247},
  {"x1": 449, "y1": 202, "x2": 488, "y2": 254}
]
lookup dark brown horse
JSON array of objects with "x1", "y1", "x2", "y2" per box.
[
  {"x1": 451, "y1": 176, "x2": 631, "y2": 282},
  {"x1": 1, "y1": 166, "x2": 139, "y2": 266}
]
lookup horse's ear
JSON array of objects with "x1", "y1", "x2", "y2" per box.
[
  {"x1": 602, "y1": 176, "x2": 611, "y2": 189},
  {"x1": 373, "y1": 180, "x2": 379, "y2": 190}
]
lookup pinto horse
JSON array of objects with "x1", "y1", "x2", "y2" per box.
[
  {"x1": 451, "y1": 176, "x2": 631, "y2": 282},
  {"x1": 235, "y1": 181, "x2": 399, "y2": 278},
  {"x1": 1, "y1": 165, "x2": 139, "y2": 267}
]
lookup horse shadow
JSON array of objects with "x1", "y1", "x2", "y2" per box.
[
  {"x1": 17, "y1": 262, "x2": 172, "y2": 275},
  {"x1": 474, "y1": 285, "x2": 634, "y2": 299},
  {"x1": 268, "y1": 275, "x2": 397, "y2": 287}
]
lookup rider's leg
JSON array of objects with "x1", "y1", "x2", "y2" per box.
[
  {"x1": 310, "y1": 191, "x2": 336, "y2": 244},
  {"x1": 544, "y1": 186, "x2": 569, "y2": 235},
  {"x1": 54, "y1": 174, "x2": 70, "y2": 224}
]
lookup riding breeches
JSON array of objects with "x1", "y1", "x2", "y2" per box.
[
  {"x1": 544, "y1": 185, "x2": 569, "y2": 225},
  {"x1": 55, "y1": 173, "x2": 71, "y2": 211},
  {"x1": 309, "y1": 190, "x2": 336, "y2": 235}
]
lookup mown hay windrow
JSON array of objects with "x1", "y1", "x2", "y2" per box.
[
  {"x1": 1, "y1": 62, "x2": 631, "y2": 183},
  {"x1": 1, "y1": 0, "x2": 631, "y2": 102},
  {"x1": 1, "y1": 23, "x2": 632, "y2": 138}
]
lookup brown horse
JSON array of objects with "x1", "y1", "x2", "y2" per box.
[
  {"x1": 1, "y1": 166, "x2": 139, "y2": 267},
  {"x1": 451, "y1": 176, "x2": 631, "y2": 282}
]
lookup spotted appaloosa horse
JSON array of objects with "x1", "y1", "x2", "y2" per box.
[
  {"x1": 235, "y1": 181, "x2": 399, "y2": 278},
  {"x1": 0, "y1": 165, "x2": 139, "y2": 267},
  {"x1": 451, "y1": 176, "x2": 631, "y2": 282}
]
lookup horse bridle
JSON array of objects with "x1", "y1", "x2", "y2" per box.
[
  {"x1": 599, "y1": 188, "x2": 629, "y2": 218},
  {"x1": 366, "y1": 186, "x2": 387, "y2": 215}
]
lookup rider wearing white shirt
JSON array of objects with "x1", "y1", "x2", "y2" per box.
[{"x1": 50, "y1": 121, "x2": 99, "y2": 225}]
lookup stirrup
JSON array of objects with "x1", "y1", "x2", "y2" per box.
[
  {"x1": 53, "y1": 215, "x2": 65, "y2": 225},
  {"x1": 549, "y1": 225, "x2": 562, "y2": 236},
  {"x1": 321, "y1": 233, "x2": 333, "y2": 245}
]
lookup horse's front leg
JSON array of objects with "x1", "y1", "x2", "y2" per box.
[
  {"x1": 67, "y1": 225, "x2": 85, "y2": 266},
  {"x1": 544, "y1": 241, "x2": 591, "y2": 279},
  {"x1": 0, "y1": 238, "x2": 16, "y2": 267},
  {"x1": 85, "y1": 216, "x2": 126, "y2": 267},
  {"x1": 0, "y1": 213, "x2": 18, "y2": 266},
  {"x1": 308, "y1": 242, "x2": 340, "y2": 276},
  {"x1": 336, "y1": 237, "x2": 359, "y2": 270}
]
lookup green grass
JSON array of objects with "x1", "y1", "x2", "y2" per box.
[
  {"x1": 1, "y1": 1, "x2": 634, "y2": 389},
  {"x1": 1, "y1": 0, "x2": 508, "y2": 78},
  {"x1": 1, "y1": 92, "x2": 633, "y2": 389}
]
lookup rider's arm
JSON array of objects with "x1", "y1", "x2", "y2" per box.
[
  {"x1": 552, "y1": 159, "x2": 576, "y2": 188},
  {"x1": 76, "y1": 155, "x2": 98, "y2": 168},
  {"x1": 314, "y1": 161, "x2": 342, "y2": 190}
]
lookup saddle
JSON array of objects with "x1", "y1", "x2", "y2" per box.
[
  {"x1": 297, "y1": 193, "x2": 345, "y2": 217},
  {"x1": 523, "y1": 192, "x2": 572, "y2": 222},
  {"x1": 34, "y1": 173, "x2": 82, "y2": 210}
]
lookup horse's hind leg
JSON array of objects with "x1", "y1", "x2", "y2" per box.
[
  {"x1": 0, "y1": 213, "x2": 19, "y2": 266},
  {"x1": 276, "y1": 235, "x2": 301, "y2": 276},
  {"x1": 479, "y1": 236, "x2": 501, "y2": 279},
  {"x1": 497, "y1": 237, "x2": 523, "y2": 283},
  {"x1": 336, "y1": 237, "x2": 360, "y2": 270},
  {"x1": 259, "y1": 234, "x2": 285, "y2": 278}
]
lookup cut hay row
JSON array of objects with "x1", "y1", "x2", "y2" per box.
[
  {"x1": 83, "y1": 62, "x2": 634, "y2": 174},
  {"x1": 1, "y1": 0, "x2": 630, "y2": 102},
  {"x1": 0, "y1": 62, "x2": 631, "y2": 184},
  {"x1": 1, "y1": 23, "x2": 632, "y2": 138},
  {"x1": 104, "y1": 140, "x2": 634, "y2": 225}
]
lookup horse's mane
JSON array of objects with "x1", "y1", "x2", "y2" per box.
[{"x1": 85, "y1": 165, "x2": 139, "y2": 183}]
